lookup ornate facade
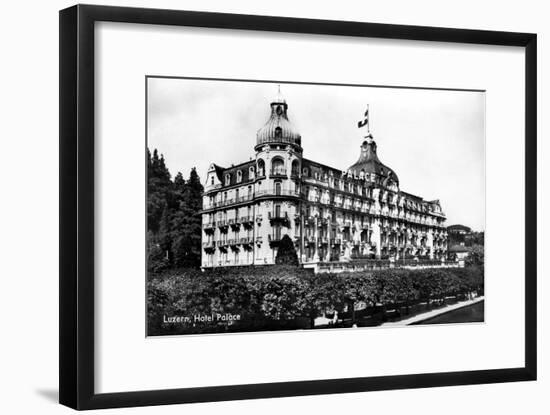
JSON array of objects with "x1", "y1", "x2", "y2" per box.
[{"x1": 201, "y1": 94, "x2": 447, "y2": 270}]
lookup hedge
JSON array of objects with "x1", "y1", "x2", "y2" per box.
[{"x1": 147, "y1": 265, "x2": 484, "y2": 335}]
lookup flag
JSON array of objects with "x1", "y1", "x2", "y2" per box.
[{"x1": 357, "y1": 107, "x2": 369, "y2": 129}]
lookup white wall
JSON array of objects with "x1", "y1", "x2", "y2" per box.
[{"x1": 0, "y1": 0, "x2": 546, "y2": 414}]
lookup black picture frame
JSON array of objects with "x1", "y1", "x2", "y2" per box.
[{"x1": 59, "y1": 4, "x2": 537, "y2": 410}]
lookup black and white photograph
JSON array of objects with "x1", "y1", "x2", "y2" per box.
[{"x1": 146, "y1": 77, "x2": 485, "y2": 336}]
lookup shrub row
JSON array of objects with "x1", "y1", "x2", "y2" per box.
[{"x1": 147, "y1": 265, "x2": 483, "y2": 335}]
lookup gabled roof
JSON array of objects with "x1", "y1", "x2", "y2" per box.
[{"x1": 215, "y1": 160, "x2": 256, "y2": 188}]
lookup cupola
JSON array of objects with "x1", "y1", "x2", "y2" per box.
[{"x1": 256, "y1": 89, "x2": 301, "y2": 149}]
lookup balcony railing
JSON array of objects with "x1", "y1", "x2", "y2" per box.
[
  {"x1": 256, "y1": 189, "x2": 300, "y2": 197},
  {"x1": 270, "y1": 168, "x2": 287, "y2": 177},
  {"x1": 202, "y1": 222, "x2": 216, "y2": 230},
  {"x1": 240, "y1": 237, "x2": 254, "y2": 245},
  {"x1": 268, "y1": 211, "x2": 289, "y2": 222},
  {"x1": 268, "y1": 234, "x2": 283, "y2": 246},
  {"x1": 206, "y1": 194, "x2": 254, "y2": 209}
]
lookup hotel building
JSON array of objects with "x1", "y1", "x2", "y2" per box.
[{"x1": 201, "y1": 94, "x2": 448, "y2": 271}]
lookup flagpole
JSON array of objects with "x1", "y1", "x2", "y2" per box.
[{"x1": 369, "y1": 104, "x2": 371, "y2": 134}]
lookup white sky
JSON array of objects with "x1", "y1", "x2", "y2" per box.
[{"x1": 147, "y1": 77, "x2": 485, "y2": 231}]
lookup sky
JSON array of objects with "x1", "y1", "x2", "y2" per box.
[{"x1": 147, "y1": 77, "x2": 485, "y2": 231}]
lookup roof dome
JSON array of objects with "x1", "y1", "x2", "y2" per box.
[
  {"x1": 256, "y1": 97, "x2": 301, "y2": 148},
  {"x1": 348, "y1": 136, "x2": 399, "y2": 185}
]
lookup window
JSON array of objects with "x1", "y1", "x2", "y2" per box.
[
  {"x1": 271, "y1": 157, "x2": 285, "y2": 176},
  {"x1": 275, "y1": 181, "x2": 281, "y2": 196},
  {"x1": 274, "y1": 126, "x2": 282, "y2": 138},
  {"x1": 291, "y1": 160, "x2": 300, "y2": 177},
  {"x1": 257, "y1": 159, "x2": 265, "y2": 176},
  {"x1": 225, "y1": 174, "x2": 230, "y2": 186},
  {"x1": 236, "y1": 170, "x2": 243, "y2": 183},
  {"x1": 210, "y1": 176, "x2": 214, "y2": 185}
]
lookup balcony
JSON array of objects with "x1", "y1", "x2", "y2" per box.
[
  {"x1": 253, "y1": 168, "x2": 265, "y2": 180},
  {"x1": 318, "y1": 217, "x2": 329, "y2": 227},
  {"x1": 255, "y1": 236, "x2": 263, "y2": 245},
  {"x1": 256, "y1": 188, "x2": 300, "y2": 198},
  {"x1": 331, "y1": 238, "x2": 342, "y2": 246},
  {"x1": 225, "y1": 239, "x2": 238, "y2": 250},
  {"x1": 234, "y1": 194, "x2": 253, "y2": 204},
  {"x1": 240, "y1": 216, "x2": 254, "y2": 226},
  {"x1": 240, "y1": 237, "x2": 254, "y2": 245},
  {"x1": 202, "y1": 241, "x2": 216, "y2": 252},
  {"x1": 268, "y1": 234, "x2": 283, "y2": 247},
  {"x1": 268, "y1": 211, "x2": 289, "y2": 224},
  {"x1": 202, "y1": 221, "x2": 216, "y2": 232},
  {"x1": 270, "y1": 168, "x2": 287, "y2": 178}
]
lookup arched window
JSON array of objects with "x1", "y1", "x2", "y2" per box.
[
  {"x1": 257, "y1": 159, "x2": 265, "y2": 177},
  {"x1": 274, "y1": 127, "x2": 282, "y2": 138},
  {"x1": 236, "y1": 170, "x2": 243, "y2": 183},
  {"x1": 271, "y1": 157, "x2": 285, "y2": 176},
  {"x1": 291, "y1": 160, "x2": 300, "y2": 177},
  {"x1": 225, "y1": 174, "x2": 230, "y2": 186}
]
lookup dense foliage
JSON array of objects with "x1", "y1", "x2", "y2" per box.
[
  {"x1": 147, "y1": 148, "x2": 204, "y2": 271},
  {"x1": 147, "y1": 266, "x2": 484, "y2": 335}
]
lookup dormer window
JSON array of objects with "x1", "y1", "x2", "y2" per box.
[
  {"x1": 225, "y1": 174, "x2": 230, "y2": 186},
  {"x1": 210, "y1": 176, "x2": 214, "y2": 185},
  {"x1": 274, "y1": 127, "x2": 282, "y2": 138},
  {"x1": 236, "y1": 170, "x2": 243, "y2": 183}
]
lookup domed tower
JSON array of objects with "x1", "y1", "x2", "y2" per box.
[
  {"x1": 348, "y1": 130, "x2": 400, "y2": 260},
  {"x1": 254, "y1": 88, "x2": 303, "y2": 187},
  {"x1": 348, "y1": 133, "x2": 399, "y2": 189},
  {"x1": 253, "y1": 88, "x2": 303, "y2": 261}
]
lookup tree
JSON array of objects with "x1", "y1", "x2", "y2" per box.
[
  {"x1": 275, "y1": 235, "x2": 299, "y2": 266},
  {"x1": 171, "y1": 167, "x2": 204, "y2": 268},
  {"x1": 466, "y1": 244, "x2": 484, "y2": 267},
  {"x1": 147, "y1": 148, "x2": 205, "y2": 273},
  {"x1": 147, "y1": 149, "x2": 172, "y2": 233}
]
